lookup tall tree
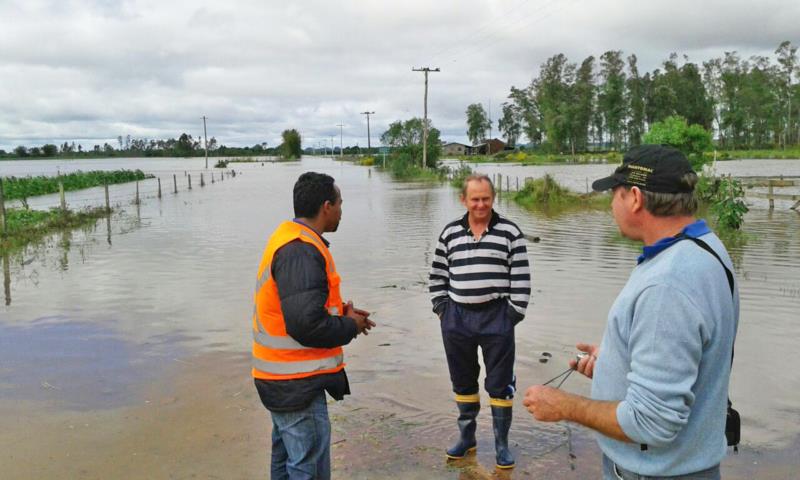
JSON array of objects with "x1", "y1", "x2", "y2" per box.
[
  {"x1": 626, "y1": 54, "x2": 646, "y2": 146},
  {"x1": 567, "y1": 55, "x2": 595, "y2": 153},
  {"x1": 775, "y1": 41, "x2": 798, "y2": 147},
  {"x1": 508, "y1": 85, "x2": 542, "y2": 146},
  {"x1": 533, "y1": 53, "x2": 574, "y2": 152},
  {"x1": 381, "y1": 118, "x2": 442, "y2": 166},
  {"x1": 281, "y1": 129, "x2": 302, "y2": 159},
  {"x1": 599, "y1": 50, "x2": 627, "y2": 150},
  {"x1": 465, "y1": 103, "x2": 491, "y2": 145},
  {"x1": 498, "y1": 102, "x2": 521, "y2": 147}
]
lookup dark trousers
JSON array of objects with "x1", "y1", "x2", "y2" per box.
[{"x1": 440, "y1": 299, "x2": 516, "y2": 399}]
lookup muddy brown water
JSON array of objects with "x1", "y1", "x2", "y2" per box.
[{"x1": 1, "y1": 157, "x2": 799, "y2": 478}]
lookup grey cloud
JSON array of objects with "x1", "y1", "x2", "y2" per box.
[{"x1": 0, "y1": 0, "x2": 796, "y2": 150}]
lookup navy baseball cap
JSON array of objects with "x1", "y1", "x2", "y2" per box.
[{"x1": 591, "y1": 145, "x2": 696, "y2": 193}]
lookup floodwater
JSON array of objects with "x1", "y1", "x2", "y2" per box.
[{"x1": 1, "y1": 156, "x2": 799, "y2": 479}]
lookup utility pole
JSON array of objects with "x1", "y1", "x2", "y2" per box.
[
  {"x1": 412, "y1": 67, "x2": 440, "y2": 168},
  {"x1": 488, "y1": 99, "x2": 492, "y2": 145},
  {"x1": 337, "y1": 124, "x2": 344, "y2": 158},
  {"x1": 360, "y1": 111, "x2": 375, "y2": 152},
  {"x1": 202, "y1": 116, "x2": 209, "y2": 169},
  {"x1": 330, "y1": 137, "x2": 335, "y2": 157}
]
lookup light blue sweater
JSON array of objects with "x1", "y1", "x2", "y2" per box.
[{"x1": 591, "y1": 220, "x2": 739, "y2": 476}]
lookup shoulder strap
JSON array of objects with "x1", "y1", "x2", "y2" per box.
[{"x1": 683, "y1": 237, "x2": 734, "y2": 296}]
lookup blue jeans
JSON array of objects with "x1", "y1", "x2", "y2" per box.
[
  {"x1": 602, "y1": 454, "x2": 720, "y2": 480},
  {"x1": 270, "y1": 392, "x2": 331, "y2": 480}
]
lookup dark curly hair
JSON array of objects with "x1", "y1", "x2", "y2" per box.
[{"x1": 293, "y1": 172, "x2": 338, "y2": 218}]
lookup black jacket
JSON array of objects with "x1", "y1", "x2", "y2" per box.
[{"x1": 254, "y1": 237, "x2": 358, "y2": 412}]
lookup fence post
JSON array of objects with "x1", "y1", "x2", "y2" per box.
[
  {"x1": 135, "y1": 181, "x2": 140, "y2": 205},
  {"x1": 498, "y1": 173, "x2": 503, "y2": 194},
  {"x1": 506, "y1": 176, "x2": 509, "y2": 192},
  {"x1": 211, "y1": 172, "x2": 215, "y2": 184},
  {"x1": 104, "y1": 184, "x2": 110, "y2": 213},
  {"x1": 59, "y1": 181, "x2": 66, "y2": 211},
  {"x1": 188, "y1": 174, "x2": 192, "y2": 190},
  {"x1": 200, "y1": 173, "x2": 205, "y2": 187},
  {"x1": 516, "y1": 177, "x2": 519, "y2": 191},
  {"x1": 768, "y1": 180, "x2": 774, "y2": 210},
  {"x1": 157, "y1": 178, "x2": 162, "y2": 198},
  {"x1": 0, "y1": 178, "x2": 6, "y2": 234},
  {"x1": 173, "y1": 174, "x2": 178, "y2": 194}
]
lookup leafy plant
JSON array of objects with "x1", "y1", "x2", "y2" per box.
[{"x1": 1, "y1": 170, "x2": 151, "y2": 200}]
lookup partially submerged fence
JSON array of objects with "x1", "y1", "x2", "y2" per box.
[{"x1": 0, "y1": 169, "x2": 239, "y2": 234}]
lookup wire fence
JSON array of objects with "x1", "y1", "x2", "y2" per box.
[{"x1": 0, "y1": 169, "x2": 239, "y2": 233}]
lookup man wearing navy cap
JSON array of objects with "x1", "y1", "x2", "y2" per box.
[{"x1": 522, "y1": 145, "x2": 739, "y2": 479}]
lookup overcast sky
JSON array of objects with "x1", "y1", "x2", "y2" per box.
[{"x1": 0, "y1": 0, "x2": 797, "y2": 151}]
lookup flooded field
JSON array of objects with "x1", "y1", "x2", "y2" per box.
[{"x1": 1, "y1": 156, "x2": 799, "y2": 478}]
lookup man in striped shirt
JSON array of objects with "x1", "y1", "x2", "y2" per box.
[{"x1": 429, "y1": 173, "x2": 531, "y2": 469}]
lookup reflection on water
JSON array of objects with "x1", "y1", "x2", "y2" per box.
[{"x1": 1, "y1": 157, "x2": 799, "y2": 475}]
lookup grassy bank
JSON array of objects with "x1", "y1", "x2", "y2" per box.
[
  {"x1": 449, "y1": 151, "x2": 621, "y2": 165},
  {"x1": 512, "y1": 174, "x2": 610, "y2": 214},
  {"x1": 449, "y1": 147, "x2": 800, "y2": 165},
  {"x1": 1, "y1": 207, "x2": 109, "y2": 253},
  {"x1": 704, "y1": 149, "x2": 800, "y2": 161},
  {"x1": 1, "y1": 170, "x2": 151, "y2": 201}
]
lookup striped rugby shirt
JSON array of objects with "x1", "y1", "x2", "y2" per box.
[{"x1": 429, "y1": 210, "x2": 531, "y2": 317}]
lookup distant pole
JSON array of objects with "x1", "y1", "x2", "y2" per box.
[
  {"x1": 0, "y1": 178, "x2": 6, "y2": 233},
  {"x1": 361, "y1": 111, "x2": 375, "y2": 152},
  {"x1": 157, "y1": 177, "x2": 162, "y2": 198},
  {"x1": 104, "y1": 184, "x2": 111, "y2": 213},
  {"x1": 330, "y1": 137, "x2": 335, "y2": 157},
  {"x1": 135, "y1": 181, "x2": 140, "y2": 205},
  {"x1": 412, "y1": 67, "x2": 440, "y2": 168},
  {"x1": 173, "y1": 174, "x2": 178, "y2": 194},
  {"x1": 203, "y1": 115, "x2": 209, "y2": 169},
  {"x1": 337, "y1": 124, "x2": 344, "y2": 158},
  {"x1": 188, "y1": 174, "x2": 192, "y2": 190},
  {"x1": 59, "y1": 182, "x2": 66, "y2": 211}
]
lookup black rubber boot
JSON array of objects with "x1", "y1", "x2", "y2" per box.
[
  {"x1": 491, "y1": 405, "x2": 515, "y2": 469},
  {"x1": 446, "y1": 401, "x2": 480, "y2": 459}
]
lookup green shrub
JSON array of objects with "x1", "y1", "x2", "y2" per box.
[{"x1": 1, "y1": 170, "x2": 151, "y2": 200}]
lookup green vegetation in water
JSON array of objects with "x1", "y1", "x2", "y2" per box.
[
  {"x1": 512, "y1": 174, "x2": 610, "y2": 213},
  {"x1": 696, "y1": 174, "x2": 749, "y2": 230},
  {"x1": 1, "y1": 207, "x2": 109, "y2": 253},
  {"x1": 448, "y1": 163, "x2": 474, "y2": 190},
  {"x1": 280, "y1": 129, "x2": 302, "y2": 159},
  {"x1": 358, "y1": 156, "x2": 375, "y2": 166},
  {"x1": 379, "y1": 118, "x2": 444, "y2": 181},
  {"x1": 214, "y1": 159, "x2": 229, "y2": 168},
  {"x1": 1, "y1": 170, "x2": 151, "y2": 201}
]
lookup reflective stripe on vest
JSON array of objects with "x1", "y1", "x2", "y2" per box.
[
  {"x1": 252, "y1": 353, "x2": 344, "y2": 376},
  {"x1": 252, "y1": 221, "x2": 345, "y2": 380}
]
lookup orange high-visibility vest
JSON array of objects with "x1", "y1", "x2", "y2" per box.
[{"x1": 252, "y1": 221, "x2": 346, "y2": 380}]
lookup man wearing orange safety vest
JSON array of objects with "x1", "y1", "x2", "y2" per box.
[{"x1": 252, "y1": 172, "x2": 375, "y2": 480}]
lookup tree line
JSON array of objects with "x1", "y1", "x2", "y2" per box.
[
  {"x1": 0, "y1": 133, "x2": 283, "y2": 159},
  {"x1": 468, "y1": 41, "x2": 798, "y2": 153}
]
